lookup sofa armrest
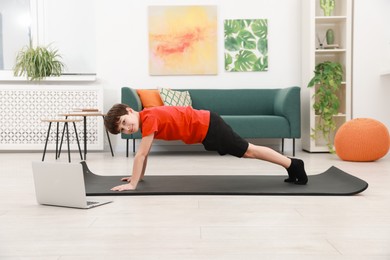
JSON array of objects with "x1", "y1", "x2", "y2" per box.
[
  {"x1": 121, "y1": 87, "x2": 142, "y2": 111},
  {"x1": 273, "y1": 86, "x2": 301, "y2": 138},
  {"x1": 121, "y1": 87, "x2": 142, "y2": 139}
]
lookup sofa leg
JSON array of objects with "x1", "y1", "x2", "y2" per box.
[
  {"x1": 293, "y1": 138, "x2": 296, "y2": 157},
  {"x1": 281, "y1": 138, "x2": 284, "y2": 154},
  {"x1": 126, "y1": 139, "x2": 129, "y2": 157}
]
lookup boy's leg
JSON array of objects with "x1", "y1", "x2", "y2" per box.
[
  {"x1": 243, "y1": 143, "x2": 308, "y2": 185},
  {"x1": 203, "y1": 112, "x2": 308, "y2": 184},
  {"x1": 243, "y1": 143, "x2": 291, "y2": 167}
]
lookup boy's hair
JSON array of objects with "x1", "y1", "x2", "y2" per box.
[{"x1": 104, "y1": 103, "x2": 131, "y2": 134}]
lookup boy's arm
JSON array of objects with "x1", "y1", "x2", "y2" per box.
[
  {"x1": 140, "y1": 155, "x2": 148, "y2": 179},
  {"x1": 111, "y1": 133, "x2": 154, "y2": 191},
  {"x1": 121, "y1": 155, "x2": 148, "y2": 181}
]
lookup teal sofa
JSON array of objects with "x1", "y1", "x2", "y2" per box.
[{"x1": 121, "y1": 86, "x2": 301, "y2": 156}]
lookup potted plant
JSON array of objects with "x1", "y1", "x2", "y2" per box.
[
  {"x1": 307, "y1": 61, "x2": 343, "y2": 153},
  {"x1": 13, "y1": 44, "x2": 65, "y2": 81}
]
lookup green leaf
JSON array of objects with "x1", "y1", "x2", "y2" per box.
[
  {"x1": 225, "y1": 36, "x2": 241, "y2": 51},
  {"x1": 234, "y1": 50, "x2": 258, "y2": 71},
  {"x1": 225, "y1": 53, "x2": 233, "y2": 70},
  {"x1": 237, "y1": 30, "x2": 256, "y2": 49},
  {"x1": 253, "y1": 56, "x2": 268, "y2": 71},
  {"x1": 251, "y1": 19, "x2": 268, "y2": 39},
  {"x1": 224, "y1": 20, "x2": 244, "y2": 37},
  {"x1": 244, "y1": 19, "x2": 253, "y2": 27},
  {"x1": 257, "y1": 38, "x2": 268, "y2": 55}
]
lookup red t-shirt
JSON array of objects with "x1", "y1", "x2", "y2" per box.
[{"x1": 139, "y1": 106, "x2": 210, "y2": 144}]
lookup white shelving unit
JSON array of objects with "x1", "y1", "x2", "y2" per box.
[{"x1": 301, "y1": 0, "x2": 353, "y2": 152}]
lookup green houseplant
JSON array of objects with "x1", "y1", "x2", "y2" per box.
[
  {"x1": 307, "y1": 61, "x2": 343, "y2": 153},
  {"x1": 13, "y1": 44, "x2": 65, "y2": 81}
]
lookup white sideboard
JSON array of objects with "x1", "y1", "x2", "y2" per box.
[{"x1": 0, "y1": 85, "x2": 103, "y2": 150}]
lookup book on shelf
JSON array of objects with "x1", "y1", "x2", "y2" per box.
[
  {"x1": 324, "y1": 44, "x2": 339, "y2": 49},
  {"x1": 72, "y1": 108, "x2": 100, "y2": 112}
]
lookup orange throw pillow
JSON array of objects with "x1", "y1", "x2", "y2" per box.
[{"x1": 136, "y1": 89, "x2": 164, "y2": 108}]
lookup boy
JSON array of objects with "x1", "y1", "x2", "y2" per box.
[{"x1": 104, "y1": 104, "x2": 308, "y2": 191}]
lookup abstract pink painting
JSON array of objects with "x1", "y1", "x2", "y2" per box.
[{"x1": 148, "y1": 6, "x2": 217, "y2": 75}]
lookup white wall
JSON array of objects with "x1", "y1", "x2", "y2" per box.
[
  {"x1": 41, "y1": 0, "x2": 96, "y2": 74},
  {"x1": 94, "y1": 0, "x2": 301, "y2": 152},
  {"x1": 353, "y1": 0, "x2": 390, "y2": 129}
]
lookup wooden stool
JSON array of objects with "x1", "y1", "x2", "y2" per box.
[
  {"x1": 59, "y1": 112, "x2": 114, "y2": 160},
  {"x1": 41, "y1": 119, "x2": 83, "y2": 162}
]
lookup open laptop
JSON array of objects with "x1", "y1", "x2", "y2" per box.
[{"x1": 32, "y1": 161, "x2": 112, "y2": 209}]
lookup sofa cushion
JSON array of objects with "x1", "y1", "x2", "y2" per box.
[
  {"x1": 222, "y1": 115, "x2": 290, "y2": 138},
  {"x1": 187, "y1": 89, "x2": 276, "y2": 115},
  {"x1": 136, "y1": 89, "x2": 164, "y2": 108},
  {"x1": 159, "y1": 88, "x2": 192, "y2": 106}
]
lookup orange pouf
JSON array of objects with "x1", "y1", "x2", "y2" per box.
[{"x1": 334, "y1": 118, "x2": 390, "y2": 162}]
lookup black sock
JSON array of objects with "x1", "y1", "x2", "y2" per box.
[
  {"x1": 286, "y1": 158, "x2": 308, "y2": 185},
  {"x1": 284, "y1": 158, "x2": 296, "y2": 183}
]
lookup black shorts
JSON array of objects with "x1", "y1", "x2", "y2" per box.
[{"x1": 202, "y1": 112, "x2": 249, "y2": 158}]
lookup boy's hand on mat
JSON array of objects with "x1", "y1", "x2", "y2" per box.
[
  {"x1": 121, "y1": 177, "x2": 143, "y2": 182},
  {"x1": 121, "y1": 177, "x2": 131, "y2": 182},
  {"x1": 111, "y1": 183, "x2": 135, "y2": 191}
]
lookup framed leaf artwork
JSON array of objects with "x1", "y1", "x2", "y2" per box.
[
  {"x1": 224, "y1": 19, "x2": 268, "y2": 72},
  {"x1": 148, "y1": 6, "x2": 218, "y2": 75}
]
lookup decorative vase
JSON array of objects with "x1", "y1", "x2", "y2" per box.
[
  {"x1": 320, "y1": 0, "x2": 335, "y2": 16},
  {"x1": 326, "y1": 29, "x2": 335, "y2": 45}
]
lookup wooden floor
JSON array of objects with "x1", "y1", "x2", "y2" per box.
[{"x1": 1, "y1": 150, "x2": 389, "y2": 259}]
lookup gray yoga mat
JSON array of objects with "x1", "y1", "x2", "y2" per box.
[{"x1": 82, "y1": 162, "x2": 368, "y2": 196}]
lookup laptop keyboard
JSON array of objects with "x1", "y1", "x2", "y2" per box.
[{"x1": 87, "y1": 201, "x2": 100, "y2": 206}]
